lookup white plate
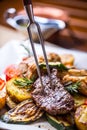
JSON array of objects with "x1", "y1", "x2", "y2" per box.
[{"x1": 0, "y1": 40, "x2": 87, "y2": 130}]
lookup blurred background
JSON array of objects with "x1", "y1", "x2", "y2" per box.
[{"x1": 0, "y1": 0, "x2": 87, "y2": 51}]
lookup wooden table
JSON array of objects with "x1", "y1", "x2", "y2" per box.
[{"x1": 0, "y1": 0, "x2": 87, "y2": 52}]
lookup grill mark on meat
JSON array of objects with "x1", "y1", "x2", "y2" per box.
[{"x1": 32, "y1": 69, "x2": 74, "y2": 115}]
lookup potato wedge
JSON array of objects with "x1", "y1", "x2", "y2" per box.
[
  {"x1": 59, "y1": 54, "x2": 74, "y2": 66},
  {"x1": 78, "y1": 81, "x2": 87, "y2": 96},
  {"x1": 0, "y1": 96, "x2": 6, "y2": 110},
  {"x1": 63, "y1": 74, "x2": 87, "y2": 96},
  {"x1": 75, "y1": 105, "x2": 87, "y2": 130},
  {"x1": 0, "y1": 79, "x2": 6, "y2": 110},
  {"x1": 6, "y1": 77, "x2": 33, "y2": 103},
  {"x1": 73, "y1": 94, "x2": 87, "y2": 109},
  {"x1": 47, "y1": 53, "x2": 61, "y2": 62}
]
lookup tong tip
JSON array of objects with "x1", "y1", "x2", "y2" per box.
[{"x1": 23, "y1": 0, "x2": 32, "y2": 6}]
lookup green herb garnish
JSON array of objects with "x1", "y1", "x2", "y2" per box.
[
  {"x1": 56, "y1": 63, "x2": 68, "y2": 71},
  {"x1": 65, "y1": 81, "x2": 81, "y2": 94},
  {"x1": 13, "y1": 78, "x2": 34, "y2": 90}
]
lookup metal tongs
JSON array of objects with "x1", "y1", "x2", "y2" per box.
[{"x1": 23, "y1": 0, "x2": 52, "y2": 87}]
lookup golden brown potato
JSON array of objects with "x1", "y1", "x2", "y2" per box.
[
  {"x1": 73, "y1": 94, "x2": 87, "y2": 109},
  {"x1": 63, "y1": 70, "x2": 87, "y2": 96},
  {"x1": 75, "y1": 105, "x2": 87, "y2": 130},
  {"x1": 6, "y1": 77, "x2": 33, "y2": 103},
  {"x1": 0, "y1": 96, "x2": 6, "y2": 110},
  {"x1": 78, "y1": 81, "x2": 87, "y2": 96},
  {"x1": 68, "y1": 69, "x2": 87, "y2": 76},
  {"x1": 47, "y1": 53, "x2": 61, "y2": 62},
  {"x1": 59, "y1": 54, "x2": 74, "y2": 66},
  {"x1": 0, "y1": 87, "x2": 6, "y2": 110}
]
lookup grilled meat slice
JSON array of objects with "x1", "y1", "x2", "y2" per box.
[
  {"x1": 32, "y1": 69, "x2": 74, "y2": 115},
  {"x1": 17, "y1": 53, "x2": 61, "y2": 79}
]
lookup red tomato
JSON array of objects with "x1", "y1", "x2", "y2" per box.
[
  {"x1": 4, "y1": 64, "x2": 19, "y2": 81},
  {"x1": 0, "y1": 78, "x2": 5, "y2": 91}
]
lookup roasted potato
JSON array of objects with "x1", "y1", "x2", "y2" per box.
[
  {"x1": 47, "y1": 53, "x2": 61, "y2": 62},
  {"x1": 78, "y1": 81, "x2": 87, "y2": 96},
  {"x1": 68, "y1": 69, "x2": 87, "y2": 76},
  {"x1": 73, "y1": 94, "x2": 87, "y2": 109},
  {"x1": 59, "y1": 54, "x2": 74, "y2": 66},
  {"x1": 63, "y1": 69, "x2": 87, "y2": 96},
  {"x1": 75, "y1": 105, "x2": 87, "y2": 130},
  {"x1": 6, "y1": 77, "x2": 33, "y2": 103},
  {"x1": 0, "y1": 95, "x2": 6, "y2": 110},
  {"x1": 0, "y1": 78, "x2": 6, "y2": 110}
]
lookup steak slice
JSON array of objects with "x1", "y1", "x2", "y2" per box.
[{"x1": 32, "y1": 69, "x2": 74, "y2": 115}]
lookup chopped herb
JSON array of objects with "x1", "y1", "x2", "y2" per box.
[
  {"x1": 13, "y1": 78, "x2": 34, "y2": 90},
  {"x1": 65, "y1": 81, "x2": 81, "y2": 94},
  {"x1": 21, "y1": 44, "x2": 31, "y2": 56}
]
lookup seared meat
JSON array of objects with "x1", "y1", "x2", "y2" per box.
[
  {"x1": 32, "y1": 69, "x2": 74, "y2": 115},
  {"x1": 17, "y1": 56, "x2": 37, "y2": 79}
]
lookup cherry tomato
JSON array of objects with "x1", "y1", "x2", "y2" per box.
[
  {"x1": 0, "y1": 78, "x2": 5, "y2": 91},
  {"x1": 4, "y1": 64, "x2": 20, "y2": 81}
]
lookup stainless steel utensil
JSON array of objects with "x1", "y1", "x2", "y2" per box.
[{"x1": 23, "y1": 0, "x2": 52, "y2": 87}]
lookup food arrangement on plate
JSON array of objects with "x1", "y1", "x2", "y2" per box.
[{"x1": 0, "y1": 52, "x2": 87, "y2": 130}]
